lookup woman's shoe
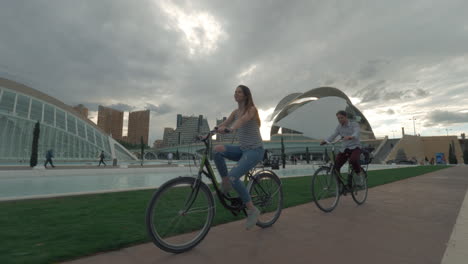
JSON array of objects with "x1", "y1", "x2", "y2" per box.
[{"x1": 245, "y1": 207, "x2": 260, "y2": 230}]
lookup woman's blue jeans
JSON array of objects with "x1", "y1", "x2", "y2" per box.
[{"x1": 213, "y1": 145, "x2": 264, "y2": 203}]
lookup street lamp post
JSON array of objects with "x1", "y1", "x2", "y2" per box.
[
  {"x1": 409, "y1": 117, "x2": 417, "y2": 136},
  {"x1": 445, "y1": 128, "x2": 452, "y2": 136}
]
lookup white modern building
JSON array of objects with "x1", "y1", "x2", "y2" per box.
[
  {"x1": 0, "y1": 77, "x2": 137, "y2": 164},
  {"x1": 270, "y1": 87, "x2": 376, "y2": 140}
]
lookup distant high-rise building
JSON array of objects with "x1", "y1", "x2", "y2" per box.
[
  {"x1": 97, "y1": 105, "x2": 123, "y2": 140},
  {"x1": 127, "y1": 110, "x2": 150, "y2": 145},
  {"x1": 215, "y1": 117, "x2": 237, "y2": 143},
  {"x1": 72, "y1": 104, "x2": 88, "y2": 119},
  {"x1": 162, "y1": 114, "x2": 210, "y2": 146},
  {"x1": 162, "y1": 127, "x2": 175, "y2": 147}
]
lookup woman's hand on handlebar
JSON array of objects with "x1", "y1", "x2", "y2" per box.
[{"x1": 214, "y1": 126, "x2": 231, "y2": 134}]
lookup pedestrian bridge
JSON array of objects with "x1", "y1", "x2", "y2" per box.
[{"x1": 129, "y1": 140, "x2": 331, "y2": 160}]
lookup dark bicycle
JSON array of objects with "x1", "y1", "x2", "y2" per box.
[
  {"x1": 146, "y1": 129, "x2": 283, "y2": 253},
  {"x1": 311, "y1": 141, "x2": 371, "y2": 212}
]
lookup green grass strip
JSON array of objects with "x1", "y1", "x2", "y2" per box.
[{"x1": 0, "y1": 165, "x2": 449, "y2": 263}]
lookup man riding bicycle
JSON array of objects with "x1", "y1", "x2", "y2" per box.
[{"x1": 320, "y1": 110, "x2": 364, "y2": 186}]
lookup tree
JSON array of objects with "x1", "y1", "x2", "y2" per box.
[
  {"x1": 452, "y1": 141, "x2": 458, "y2": 164},
  {"x1": 448, "y1": 141, "x2": 458, "y2": 164},
  {"x1": 30, "y1": 121, "x2": 40, "y2": 167},
  {"x1": 140, "y1": 136, "x2": 145, "y2": 166},
  {"x1": 463, "y1": 149, "x2": 468, "y2": 164},
  {"x1": 281, "y1": 136, "x2": 286, "y2": 168},
  {"x1": 448, "y1": 143, "x2": 453, "y2": 164},
  {"x1": 305, "y1": 147, "x2": 310, "y2": 164}
]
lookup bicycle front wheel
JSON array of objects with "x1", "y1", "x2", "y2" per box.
[
  {"x1": 146, "y1": 176, "x2": 215, "y2": 253},
  {"x1": 248, "y1": 170, "x2": 283, "y2": 228},
  {"x1": 311, "y1": 167, "x2": 340, "y2": 212},
  {"x1": 351, "y1": 168, "x2": 368, "y2": 205}
]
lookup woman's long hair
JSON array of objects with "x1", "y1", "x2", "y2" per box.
[{"x1": 238, "y1": 85, "x2": 261, "y2": 126}]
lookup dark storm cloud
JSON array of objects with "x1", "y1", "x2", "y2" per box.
[
  {"x1": 145, "y1": 103, "x2": 173, "y2": 115},
  {"x1": 106, "y1": 103, "x2": 135, "y2": 112},
  {"x1": 358, "y1": 59, "x2": 390, "y2": 80},
  {"x1": 355, "y1": 80, "x2": 431, "y2": 104},
  {"x1": 354, "y1": 80, "x2": 387, "y2": 103},
  {"x1": 0, "y1": 0, "x2": 182, "y2": 103},
  {"x1": 415, "y1": 89, "x2": 429, "y2": 97},
  {"x1": 76, "y1": 102, "x2": 100, "y2": 111},
  {"x1": 2, "y1": 0, "x2": 468, "y2": 141},
  {"x1": 426, "y1": 110, "x2": 468, "y2": 126}
]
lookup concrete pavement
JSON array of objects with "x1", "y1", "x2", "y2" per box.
[{"x1": 63, "y1": 166, "x2": 468, "y2": 264}]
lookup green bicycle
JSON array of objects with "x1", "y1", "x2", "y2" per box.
[
  {"x1": 146, "y1": 129, "x2": 283, "y2": 253},
  {"x1": 311, "y1": 141, "x2": 370, "y2": 212}
]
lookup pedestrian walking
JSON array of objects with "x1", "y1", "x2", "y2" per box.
[
  {"x1": 98, "y1": 151, "x2": 106, "y2": 166},
  {"x1": 44, "y1": 149, "x2": 55, "y2": 168}
]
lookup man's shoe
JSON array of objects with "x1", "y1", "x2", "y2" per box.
[
  {"x1": 245, "y1": 207, "x2": 260, "y2": 230},
  {"x1": 354, "y1": 173, "x2": 364, "y2": 187}
]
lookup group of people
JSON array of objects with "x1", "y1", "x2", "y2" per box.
[
  {"x1": 43, "y1": 150, "x2": 107, "y2": 168},
  {"x1": 213, "y1": 85, "x2": 364, "y2": 230}
]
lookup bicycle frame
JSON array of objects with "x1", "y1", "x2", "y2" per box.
[
  {"x1": 322, "y1": 142, "x2": 368, "y2": 193},
  {"x1": 194, "y1": 130, "x2": 255, "y2": 214}
]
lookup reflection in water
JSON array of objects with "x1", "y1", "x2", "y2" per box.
[{"x1": 0, "y1": 164, "x2": 412, "y2": 200}]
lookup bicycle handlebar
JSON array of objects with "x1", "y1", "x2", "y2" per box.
[
  {"x1": 198, "y1": 127, "x2": 232, "y2": 143},
  {"x1": 214, "y1": 126, "x2": 232, "y2": 134},
  {"x1": 320, "y1": 137, "x2": 344, "y2": 145}
]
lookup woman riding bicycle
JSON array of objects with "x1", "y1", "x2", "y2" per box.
[
  {"x1": 320, "y1": 110, "x2": 364, "y2": 186},
  {"x1": 214, "y1": 84, "x2": 264, "y2": 230}
]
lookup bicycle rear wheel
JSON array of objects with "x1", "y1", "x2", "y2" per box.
[
  {"x1": 248, "y1": 170, "x2": 283, "y2": 228},
  {"x1": 311, "y1": 167, "x2": 340, "y2": 212},
  {"x1": 146, "y1": 176, "x2": 215, "y2": 253},
  {"x1": 351, "y1": 168, "x2": 368, "y2": 205}
]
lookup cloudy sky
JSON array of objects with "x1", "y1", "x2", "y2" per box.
[{"x1": 1, "y1": 0, "x2": 468, "y2": 144}]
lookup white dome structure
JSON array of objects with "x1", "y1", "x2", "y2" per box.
[{"x1": 270, "y1": 87, "x2": 375, "y2": 140}]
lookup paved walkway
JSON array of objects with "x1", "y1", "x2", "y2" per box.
[{"x1": 63, "y1": 166, "x2": 468, "y2": 264}]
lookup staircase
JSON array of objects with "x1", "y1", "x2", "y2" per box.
[{"x1": 372, "y1": 138, "x2": 401, "y2": 164}]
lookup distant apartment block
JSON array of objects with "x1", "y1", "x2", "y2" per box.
[
  {"x1": 127, "y1": 110, "x2": 150, "y2": 145},
  {"x1": 97, "y1": 105, "x2": 123, "y2": 140},
  {"x1": 162, "y1": 127, "x2": 175, "y2": 147},
  {"x1": 153, "y1": 139, "x2": 164, "y2": 149},
  {"x1": 72, "y1": 104, "x2": 89, "y2": 119},
  {"x1": 162, "y1": 114, "x2": 210, "y2": 146},
  {"x1": 215, "y1": 117, "x2": 237, "y2": 142}
]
